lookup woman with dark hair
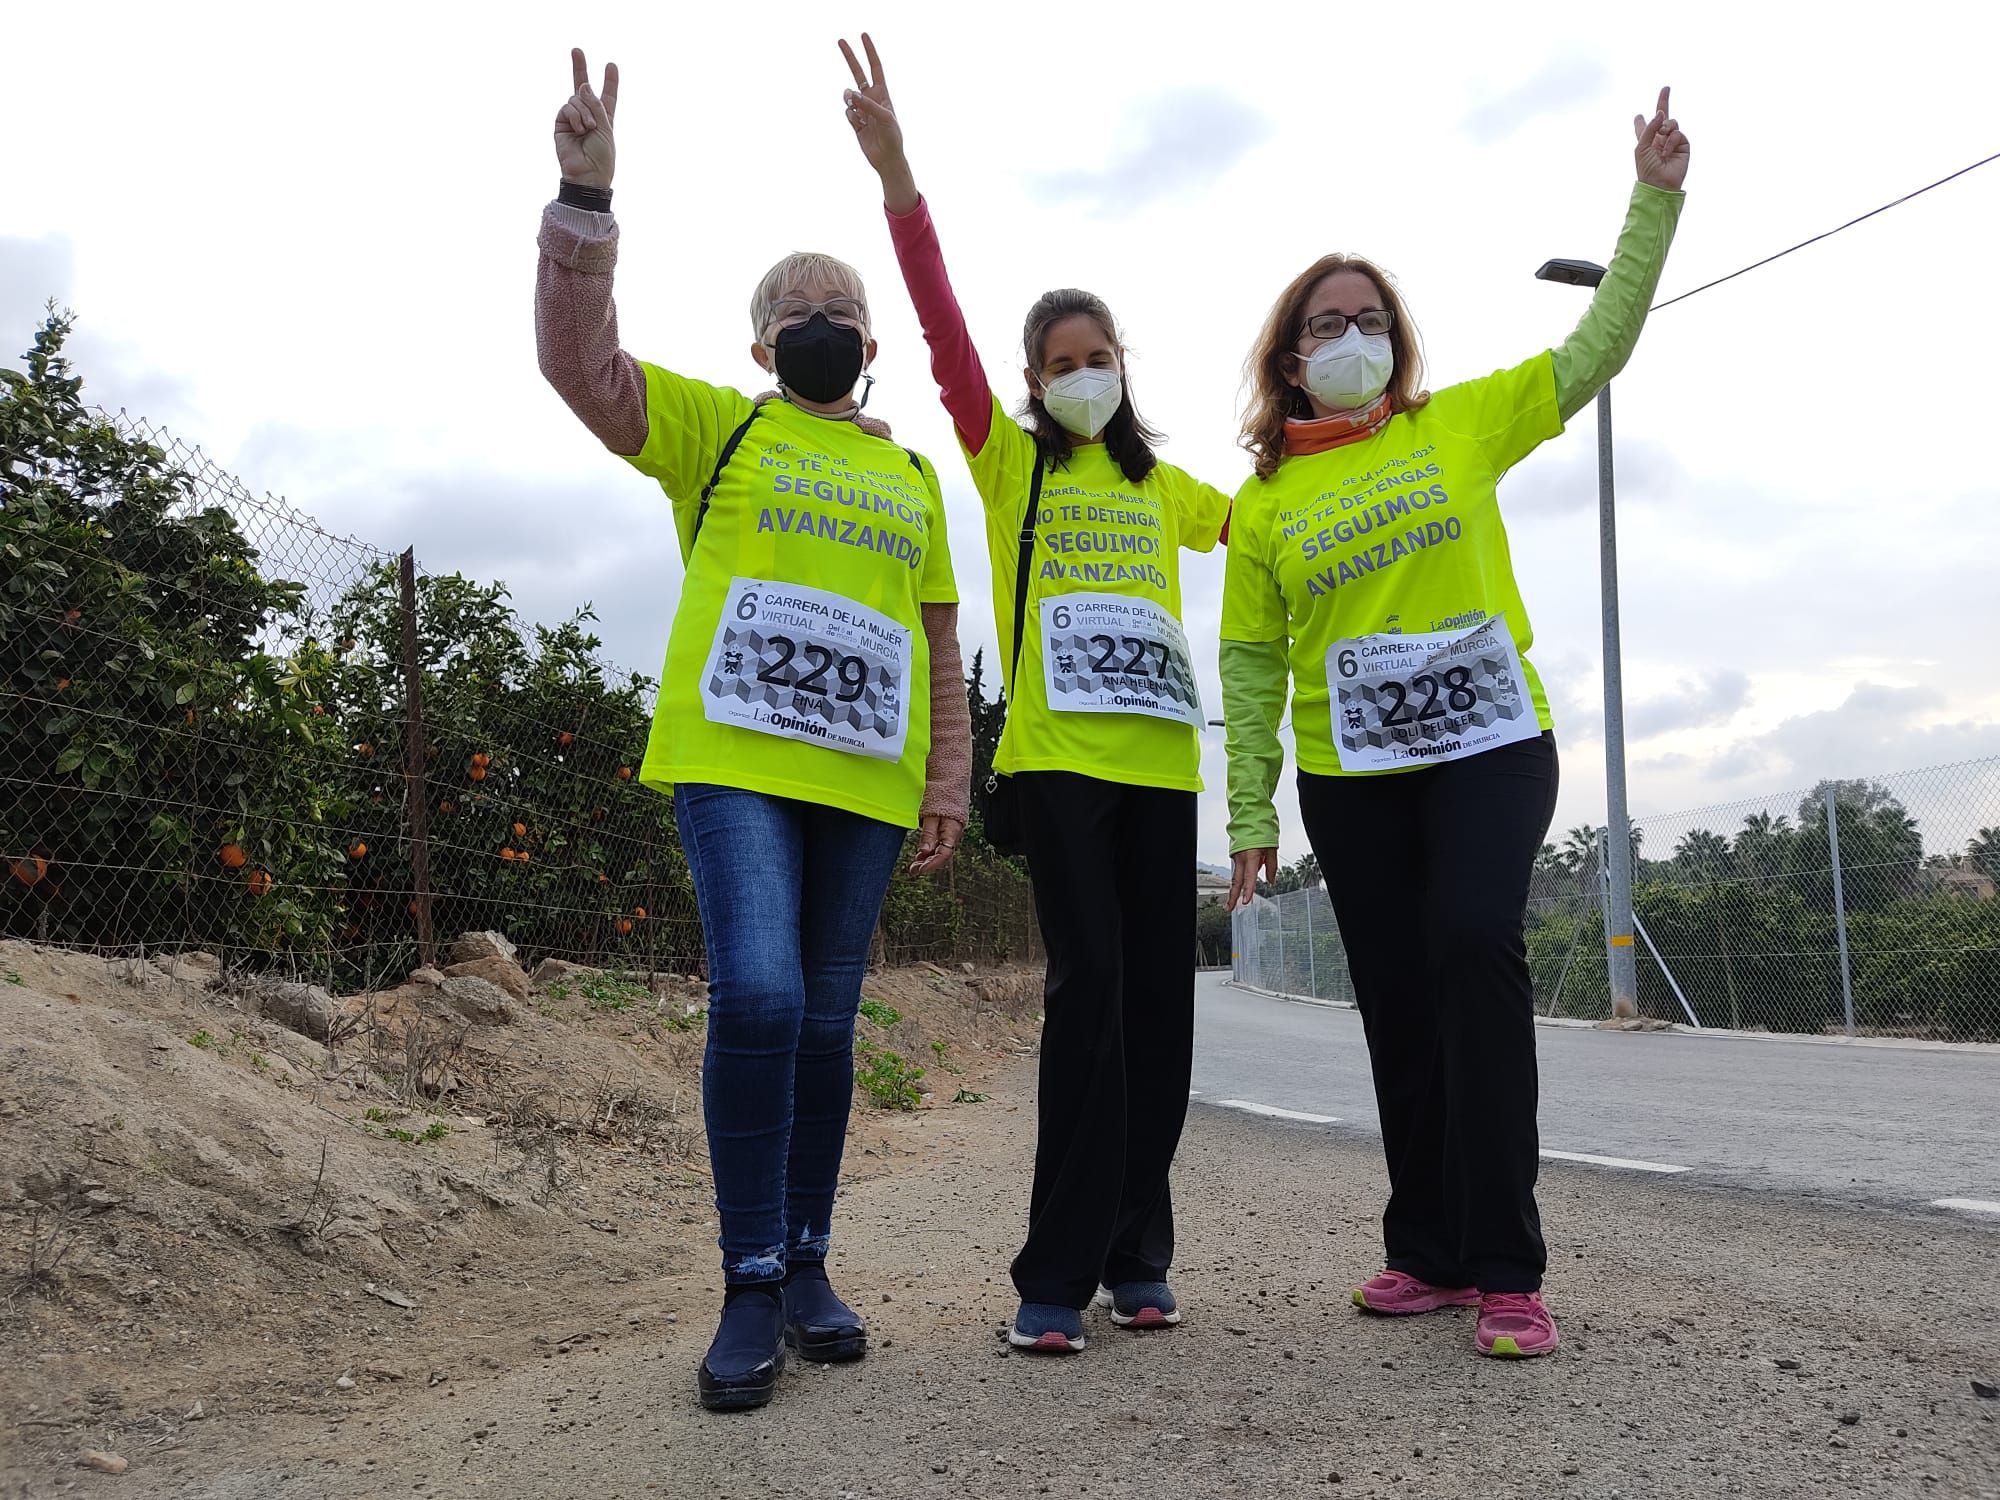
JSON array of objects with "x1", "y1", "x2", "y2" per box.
[
  {"x1": 536, "y1": 47, "x2": 971, "y2": 1411},
  {"x1": 838, "y1": 34, "x2": 1229, "y2": 1354},
  {"x1": 1221, "y1": 90, "x2": 1691, "y2": 1359}
]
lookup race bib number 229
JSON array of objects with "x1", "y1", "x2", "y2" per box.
[{"x1": 702, "y1": 577, "x2": 911, "y2": 761}]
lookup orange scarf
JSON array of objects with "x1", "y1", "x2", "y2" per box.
[{"x1": 1283, "y1": 394, "x2": 1393, "y2": 456}]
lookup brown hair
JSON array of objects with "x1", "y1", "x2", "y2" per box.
[
  {"x1": 1240, "y1": 254, "x2": 1430, "y2": 479},
  {"x1": 1018, "y1": 289, "x2": 1162, "y2": 485}
]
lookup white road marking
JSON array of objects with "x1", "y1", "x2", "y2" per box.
[
  {"x1": 1540, "y1": 1148, "x2": 1691, "y2": 1175},
  {"x1": 1932, "y1": 1197, "x2": 2000, "y2": 1216},
  {"x1": 1214, "y1": 1100, "x2": 1339, "y2": 1125}
]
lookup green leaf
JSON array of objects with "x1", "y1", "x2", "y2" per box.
[{"x1": 175, "y1": 682, "x2": 197, "y2": 705}]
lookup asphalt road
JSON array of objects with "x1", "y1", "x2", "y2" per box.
[{"x1": 1195, "y1": 973, "x2": 2000, "y2": 1217}]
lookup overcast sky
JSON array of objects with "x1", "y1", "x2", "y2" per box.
[{"x1": 6, "y1": 1, "x2": 1999, "y2": 864}]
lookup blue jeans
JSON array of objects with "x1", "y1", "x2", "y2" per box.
[{"x1": 674, "y1": 782, "x2": 906, "y2": 1288}]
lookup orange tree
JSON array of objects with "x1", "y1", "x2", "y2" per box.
[
  {"x1": 317, "y1": 564, "x2": 693, "y2": 980},
  {"x1": 1, "y1": 310, "x2": 348, "y2": 960}
]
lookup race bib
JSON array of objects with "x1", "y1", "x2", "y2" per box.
[
  {"x1": 702, "y1": 578, "x2": 911, "y2": 762},
  {"x1": 1326, "y1": 615, "x2": 1537, "y2": 773},
  {"x1": 1039, "y1": 592, "x2": 1203, "y2": 729}
]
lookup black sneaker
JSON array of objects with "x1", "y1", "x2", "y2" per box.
[
  {"x1": 782, "y1": 1265, "x2": 868, "y2": 1362},
  {"x1": 697, "y1": 1289, "x2": 786, "y2": 1412}
]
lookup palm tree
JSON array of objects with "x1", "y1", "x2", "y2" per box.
[{"x1": 1970, "y1": 827, "x2": 2000, "y2": 883}]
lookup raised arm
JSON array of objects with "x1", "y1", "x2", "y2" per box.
[
  {"x1": 536, "y1": 48, "x2": 647, "y2": 455},
  {"x1": 1551, "y1": 87, "x2": 1692, "y2": 421},
  {"x1": 839, "y1": 34, "x2": 997, "y2": 454}
]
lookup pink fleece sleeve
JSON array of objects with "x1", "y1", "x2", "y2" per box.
[
  {"x1": 920, "y1": 602, "x2": 972, "y2": 825},
  {"x1": 535, "y1": 203, "x2": 649, "y2": 457},
  {"x1": 884, "y1": 197, "x2": 995, "y2": 456}
]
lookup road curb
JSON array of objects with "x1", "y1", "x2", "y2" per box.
[{"x1": 1219, "y1": 980, "x2": 2000, "y2": 1054}]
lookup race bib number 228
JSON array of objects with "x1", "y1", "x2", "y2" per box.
[
  {"x1": 702, "y1": 577, "x2": 911, "y2": 761},
  {"x1": 1326, "y1": 615, "x2": 1537, "y2": 773}
]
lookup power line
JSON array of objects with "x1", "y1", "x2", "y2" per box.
[{"x1": 1652, "y1": 149, "x2": 2000, "y2": 311}]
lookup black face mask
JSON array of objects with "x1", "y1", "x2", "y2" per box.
[{"x1": 772, "y1": 313, "x2": 866, "y2": 404}]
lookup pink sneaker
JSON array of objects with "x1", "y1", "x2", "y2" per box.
[
  {"x1": 1475, "y1": 1292, "x2": 1560, "y2": 1357},
  {"x1": 1351, "y1": 1269, "x2": 1481, "y2": 1315}
]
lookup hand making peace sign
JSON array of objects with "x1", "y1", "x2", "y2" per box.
[
  {"x1": 838, "y1": 33, "x2": 921, "y2": 216},
  {"x1": 554, "y1": 47, "x2": 620, "y2": 191}
]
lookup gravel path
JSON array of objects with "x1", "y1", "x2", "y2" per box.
[{"x1": 64, "y1": 1062, "x2": 2000, "y2": 1500}]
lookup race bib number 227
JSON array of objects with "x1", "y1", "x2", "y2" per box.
[{"x1": 702, "y1": 577, "x2": 911, "y2": 761}]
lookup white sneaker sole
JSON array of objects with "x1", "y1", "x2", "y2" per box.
[
  {"x1": 1094, "y1": 1284, "x2": 1182, "y2": 1327},
  {"x1": 1008, "y1": 1326, "x2": 1086, "y2": 1352}
]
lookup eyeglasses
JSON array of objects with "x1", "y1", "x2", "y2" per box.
[
  {"x1": 767, "y1": 296, "x2": 869, "y2": 334},
  {"x1": 1300, "y1": 308, "x2": 1394, "y2": 343}
]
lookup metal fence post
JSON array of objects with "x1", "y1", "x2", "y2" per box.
[
  {"x1": 1826, "y1": 784, "x2": 1856, "y2": 1037},
  {"x1": 1276, "y1": 893, "x2": 1287, "y2": 993},
  {"x1": 1304, "y1": 887, "x2": 1316, "y2": 997},
  {"x1": 397, "y1": 549, "x2": 435, "y2": 970}
]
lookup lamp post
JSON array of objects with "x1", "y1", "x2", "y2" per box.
[{"x1": 1536, "y1": 256, "x2": 1639, "y2": 1020}]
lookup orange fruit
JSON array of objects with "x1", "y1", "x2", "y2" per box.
[
  {"x1": 437, "y1": 800, "x2": 456, "y2": 815},
  {"x1": 468, "y1": 765, "x2": 488, "y2": 782},
  {"x1": 615, "y1": 919, "x2": 634, "y2": 936},
  {"x1": 310, "y1": 702, "x2": 326, "y2": 716},
  {"x1": 184, "y1": 709, "x2": 195, "y2": 726},
  {"x1": 558, "y1": 731, "x2": 575, "y2": 748},
  {"x1": 355, "y1": 742, "x2": 374, "y2": 759},
  {"x1": 246, "y1": 869, "x2": 274, "y2": 898},
  {"x1": 512, "y1": 822, "x2": 526, "y2": 838},
  {"x1": 10, "y1": 855, "x2": 48, "y2": 887},
  {"x1": 406, "y1": 900, "x2": 421, "y2": 916},
  {"x1": 349, "y1": 842, "x2": 368, "y2": 860},
  {"x1": 470, "y1": 752, "x2": 491, "y2": 769},
  {"x1": 616, "y1": 766, "x2": 633, "y2": 781},
  {"x1": 518, "y1": 851, "x2": 531, "y2": 864},
  {"x1": 218, "y1": 843, "x2": 247, "y2": 870},
  {"x1": 55, "y1": 678, "x2": 71, "y2": 692},
  {"x1": 500, "y1": 847, "x2": 517, "y2": 862},
  {"x1": 596, "y1": 873, "x2": 609, "y2": 884},
  {"x1": 633, "y1": 906, "x2": 647, "y2": 920}
]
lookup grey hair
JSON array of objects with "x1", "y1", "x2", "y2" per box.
[{"x1": 749, "y1": 252, "x2": 871, "y2": 340}]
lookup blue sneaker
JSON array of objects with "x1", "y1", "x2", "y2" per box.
[
  {"x1": 783, "y1": 1265, "x2": 867, "y2": 1363},
  {"x1": 1008, "y1": 1301, "x2": 1086, "y2": 1353},
  {"x1": 1097, "y1": 1281, "x2": 1182, "y2": 1329},
  {"x1": 697, "y1": 1289, "x2": 786, "y2": 1412}
]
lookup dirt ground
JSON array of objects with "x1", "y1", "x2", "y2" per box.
[{"x1": 0, "y1": 938, "x2": 1041, "y2": 1496}]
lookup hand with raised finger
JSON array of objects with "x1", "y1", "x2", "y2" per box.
[
  {"x1": 554, "y1": 47, "x2": 620, "y2": 190},
  {"x1": 908, "y1": 814, "x2": 963, "y2": 876},
  {"x1": 838, "y1": 32, "x2": 918, "y2": 213},
  {"x1": 1633, "y1": 85, "x2": 1690, "y2": 192},
  {"x1": 1228, "y1": 847, "x2": 1278, "y2": 911}
]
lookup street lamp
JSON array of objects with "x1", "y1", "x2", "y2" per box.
[{"x1": 1536, "y1": 256, "x2": 1639, "y2": 1020}]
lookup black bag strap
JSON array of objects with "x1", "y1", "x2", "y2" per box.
[
  {"x1": 1007, "y1": 456, "x2": 1046, "y2": 686},
  {"x1": 692, "y1": 404, "x2": 764, "y2": 544},
  {"x1": 694, "y1": 406, "x2": 932, "y2": 545}
]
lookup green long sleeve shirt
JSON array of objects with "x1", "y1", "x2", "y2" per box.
[{"x1": 1221, "y1": 181, "x2": 1685, "y2": 854}]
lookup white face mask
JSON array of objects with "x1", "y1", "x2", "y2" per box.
[
  {"x1": 1040, "y1": 366, "x2": 1124, "y2": 439},
  {"x1": 1299, "y1": 326, "x2": 1394, "y2": 411}
]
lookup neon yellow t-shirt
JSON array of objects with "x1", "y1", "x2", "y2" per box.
[
  {"x1": 623, "y1": 363, "x2": 957, "y2": 827},
  {"x1": 1220, "y1": 353, "x2": 1563, "y2": 776},
  {"x1": 965, "y1": 395, "x2": 1229, "y2": 791}
]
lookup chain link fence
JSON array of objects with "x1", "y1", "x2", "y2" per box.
[
  {"x1": 1233, "y1": 759, "x2": 2000, "y2": 1043},
  {"x1": 1, "y1": 384, "x2": 1037, "y2": 988}
]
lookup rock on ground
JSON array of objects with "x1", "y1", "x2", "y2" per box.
[{"x1": 449, "y1": 931, "x2": 517, "y2": 966}]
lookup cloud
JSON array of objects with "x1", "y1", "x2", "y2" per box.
[
  {"x1": 0, "y1": 235, "x2": 74, "y2": 340},
  {"x1": 1459, "y1": 55, "x2": 1609, "y2": 141},
  {"x1": 1503, "y1": 428, "x2": 1686, "y2": 517},
  {"x1": 1628, "y1": 668, "x2": 1751, "y2": 739},
  {"x1": 1028, "y1": 88, "x2": 1273, "y2": 215}
]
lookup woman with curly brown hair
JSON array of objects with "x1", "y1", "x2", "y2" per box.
[{"x1": 1221, "y1": 89, "x2": 1691, "y2": 1360}]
